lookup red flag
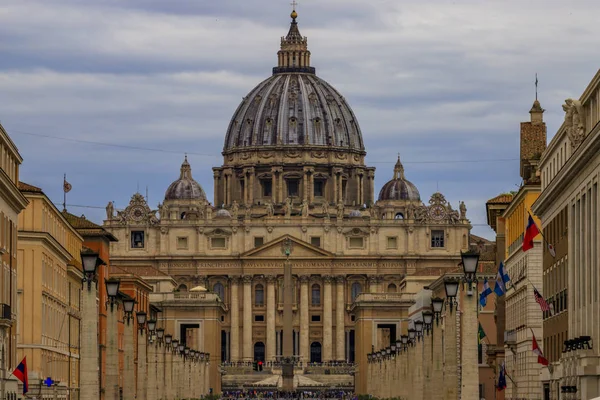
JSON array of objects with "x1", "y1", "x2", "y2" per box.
[
  {"x1": 523, "y1": 215, "x2": 540, "y2": 251},
  {"x1": 532, "y1": 332, "x2": 549, "y2": 366},
  {"x1": 12, "y1": 356, "x2": 28, "y2": 394}
]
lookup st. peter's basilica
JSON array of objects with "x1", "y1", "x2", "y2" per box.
[{"x1": 103, "y1": 9, "x2": 471, "y2": 393}]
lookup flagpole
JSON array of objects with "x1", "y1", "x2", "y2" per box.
[{"x1": 63, "y1": 174, "x2": 67, "y2": 211}]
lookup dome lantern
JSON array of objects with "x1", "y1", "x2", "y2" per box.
[
  {"x1": 378, "y1": 155, "x2": 420, "y2": 202},
  {"x1": 274, "y1": 8, "x2": 314, "y2": 75},
  {"x1": 164, "y1": 156, "x2": 207, "y2": 201}
]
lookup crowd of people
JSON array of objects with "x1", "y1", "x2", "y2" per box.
[{"x1": 220, "y1": 390, "x2": 356, "y2": 399}]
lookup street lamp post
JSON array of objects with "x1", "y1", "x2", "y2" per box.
[
  {"x1": 458, "y1": 251, "x2": 480, "y2": 400},
  {"x1": 177, "y1": 343, "x2": 185, "y2": 399},
  {"x1": 441, "y1": 252, "x2": 480, "y2": 400},
  {"x1": 80, "y1": 251, "x2": 101, "y2": 400},
  {"x1": 171, "y1": 339, "x2": 179, "y2": 400},
  {"x1": 430, "y1": 299, "x2": 445, "y2": 400},
  {"x1": 122, "y1": 297, "x2": 136, "y2": 400},
  {"x1": 105, "y1": 278, "x2": 121, "y2": 400},
  {"x1": 147, "y1": 319, "x2": 157, "y2": 400},
  {"x1": 164, "y1": 334, "x2": 172, "y2": 400},
  {"x1": 155, "y1": 328, "x2": 164, "y2": 400},
  {"x1": 136, "y1": 311, "x2": 147, "y2": 400}
]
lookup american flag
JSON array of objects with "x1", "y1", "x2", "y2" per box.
[{"x1": 534, "y1": 288, "x2": 552, "y2": 314}]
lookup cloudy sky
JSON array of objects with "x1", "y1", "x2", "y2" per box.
[{"x1": 1, "y1": 0, "x2": 598, "y2": 239}]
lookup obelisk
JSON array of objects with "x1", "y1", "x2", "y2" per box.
[{"x1": 281, "y1": 238, "x2": 294, "y2": 391}]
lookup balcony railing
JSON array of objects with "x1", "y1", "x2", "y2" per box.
[{"x1": 504, "y1": 330, "x2": 517, "y2": 345}]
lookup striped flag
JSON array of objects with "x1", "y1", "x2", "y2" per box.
[
  {"x1": 12, "y1": 356, "x2": 28, "y2": 394},
  {"x1": 532, "y1": 330, "x2": 549, "y2": 366},
  {"x1": 534, "y1": 287, "x2": 552, "y2": 314}
]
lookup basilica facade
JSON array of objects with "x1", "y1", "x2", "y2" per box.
[{"x1": 104, "y1": 10, "x2": 471, "y2": 393}]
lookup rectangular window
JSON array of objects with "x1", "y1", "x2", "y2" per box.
[
  {"x1": 262, "y1": 180, "x2": 272, "y2": 197},
  {"x1": 211, "y1": 237, "x2": 226, "y2": 249},
  {"x1": 387, "y1": 236, "x2": 398, "y2": 249},
  {"x1": 314, "y1": 180, "x2": 325, "y2": 197},
  {"x1": 287, "y1": 179, "x2": 299, "y2": 197},
  {"x1": 254, "y1": 237, "x2": 264, "y2": 248},
  {"x1": 349, "y1": 237, "x2": 364, "y2": 249},
  {"x1": 431, "y1": 230, "x2": 444, "y2": 248},
  {"x1": 254, "y1": 315, "x2": 265, "y2": 322},
  {"x1": 311, "y1": 315, "x2": 321, "y2": 322},
  {"x1": 177, "y1": 237, "x2": 188, "y2": 249},
  {"x1": 310, "y1": 236, "x2": 321, "y2": 248},
  {"x1": 131, "y1": 231, "x2": 145, "y2": 248}
]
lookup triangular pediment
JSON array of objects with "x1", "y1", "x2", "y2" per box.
[{"x1": 241, "y1": 235, "x2": 334, "y2": 259}]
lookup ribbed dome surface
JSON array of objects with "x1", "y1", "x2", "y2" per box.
[
  {"x1": 378, "y1": 157, "x2": 420, "y2": 201},
  {"x1": 223, "y1": 73, "x2": 365, "y2": 151},
  {"x1": 165, "y1": 157, "x2": 207, "y2": 201}
]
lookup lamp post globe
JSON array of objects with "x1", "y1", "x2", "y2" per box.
[{"x1": 80, "y1": 250, "x2": 100, "y2": 290}]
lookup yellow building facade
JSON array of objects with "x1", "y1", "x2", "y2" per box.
[
  {"x1": 17, "y1": 182, "x2": 84, "y2": 398},
  {"x1": 0, "y1": 123, "x2": 28, "y2": 399}
]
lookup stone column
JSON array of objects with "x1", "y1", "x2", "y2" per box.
[
  {"x1": 266, "y1": 275, "x2": 277, "y2": 361},
  {"x1": 147, "y1": 341, "x2": 156, "y2": 400},
  {"x1": 323, "y1": 275, "x2": 333, "y2": 361},
  {"x1": 335, "y1": 276, "x2": 346, "y2": 361},
  {"x1": 249, "y1": 167, "x2": 255, "y2": 205},
  {"x1": 461, "y1": 290, "x2": 479, "y2": 400},
  {"x1": 230, "y1": 276, "x2": 240, "y2": 361},
  {"x1": 106, "y1": 308, "x2": 119, "y2": 400},
  {"x1": 165, "y1": 346, "x2": 173, "y2": 400},
  {"x1": 243, "y1": 275, "x2": 253, "y2": 361},
  {"x1": 80, "y1": 285, "x2": 99, "y2": 399},
  {"x1": 157, "y1": 344, "x2": 164, "y2": 400},
  {"x1": 443, "y1": 303, "x2": 459, "y2": 400},
  {"x1": 243, "y1": 172, "x2": 248, "y2": 204},
  {"x1": 137, "y1": 330, "x2": 147, "y2": 400},
  {"x1": 213, "y1": 170, "x2": 220, "y2": 206},
  {"x1": 271, "y1": 168, "x2": 278, "y2": 204},
  {"x1": 278, "y1": 171, "x2": 284, "y2": 204},
  {"x1": 431, "y1": 321, "x2": 444, "y2": 400},
  {"x1": 300, "y1": 275, "x2": 310, "y2": 362},
  {"x1": 123, "y1": 320, "x2": 135, "y2": 400}
]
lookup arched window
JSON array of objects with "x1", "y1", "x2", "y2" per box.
[
  {"x1": 387, "y1": 283, "x2": 397, "y2": 293},
  {"x1": 213, "y1": 282, "x2": 225, "y2": 300},
  {"x1": 310, "y1": 342, "x2": 322, "y2": 363},
  {"x1": 351, "y1": 282, "x2": 362, "y2": 302},
  {"x1": 178, "y1": 284, "x2": 188, "y2": 292},
  {"x1": 311, "y1": 284, "x2": 321, "y2": 306},
  {"x1": 394, "y1": 213, "x2": 404, "y2": 220},
  {"x1": 255, "y1": 284, "x2": 264, "y2": 306},
  {"x1": 254, "y1": 342, "x2": 265, "y2": 362}
]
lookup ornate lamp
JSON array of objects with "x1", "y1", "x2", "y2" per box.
[
  {"x1": 156, "y1": 328, "x2": 164, "y2": 346},
  {"x1": 408, "y1": 329, "x2": 416, "y2": 345},
  {"x1": 172, "y1": 339, "x2": 179, "y2": 354},
  {"x1": 81, "y1": 250, "x2": 100, "y2": 290},
  {"x1": 423, "y1": 311, "x2": 434, "y2": 334},
  {"x1": 165, "y1": 334, "x2": 172, "y2": 348},
  {"x1": 401, "y1": 335, "x2": 408, "y2": 350},
  {"x1": 122, "y1": 297, "x2": 136, "y2": 325},
  {"x1": 105, "y1": 278, "x2": 121, "y2": 312},
  {"x1": 431, "y1": 297, "x2": 444, "y2": 325},
  {"x1": 461, "y1": 251, "x2": 480, "y2": 295},
  {"x1": 136, "y1": 311, "x2": 147, "y2": 335},
  {"x1": 415, "y1": 320, "x2": 424, "y2": 341},
  {"x1": 444, "y1": 278, "x2": 460, "y2": 312}
]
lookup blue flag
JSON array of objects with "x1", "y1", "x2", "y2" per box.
[
  {"x1": 494, "y1": 262, "x2": 510, "y2": 297},
  {"x1": 497, "y1": 362, "x2": 507, "y2": 391},
  {"x1": 480, "y1": 278, "x2": 492, "y2": 307}
]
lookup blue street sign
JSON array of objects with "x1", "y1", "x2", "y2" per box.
[{"x1": 44, "y1": 377, "x2": 54, "y2": 387}]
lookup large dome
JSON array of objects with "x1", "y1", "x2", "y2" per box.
[
  {"x1": 164, "y1": 156, "x2": 206, "y2": 201},
  {"x1": 222, "y1": 11, "x2": 364, "y2": 153},
  {"x1": 378, "y1": 157, "x2": 420, "y2": 202}
]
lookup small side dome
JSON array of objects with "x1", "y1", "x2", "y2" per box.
[
  {"x1": 378, "y1": 156, "x2": 420, "y2": 202},
  {"x1": 165, "y1": 156, "x2": 207, "y2": 201},
  {"x1": 349, "y1": 210, "x2": 363, "y2": 218},
  {"x1": 215, "y1": 208, "x2": 232, "y2": 218}
]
